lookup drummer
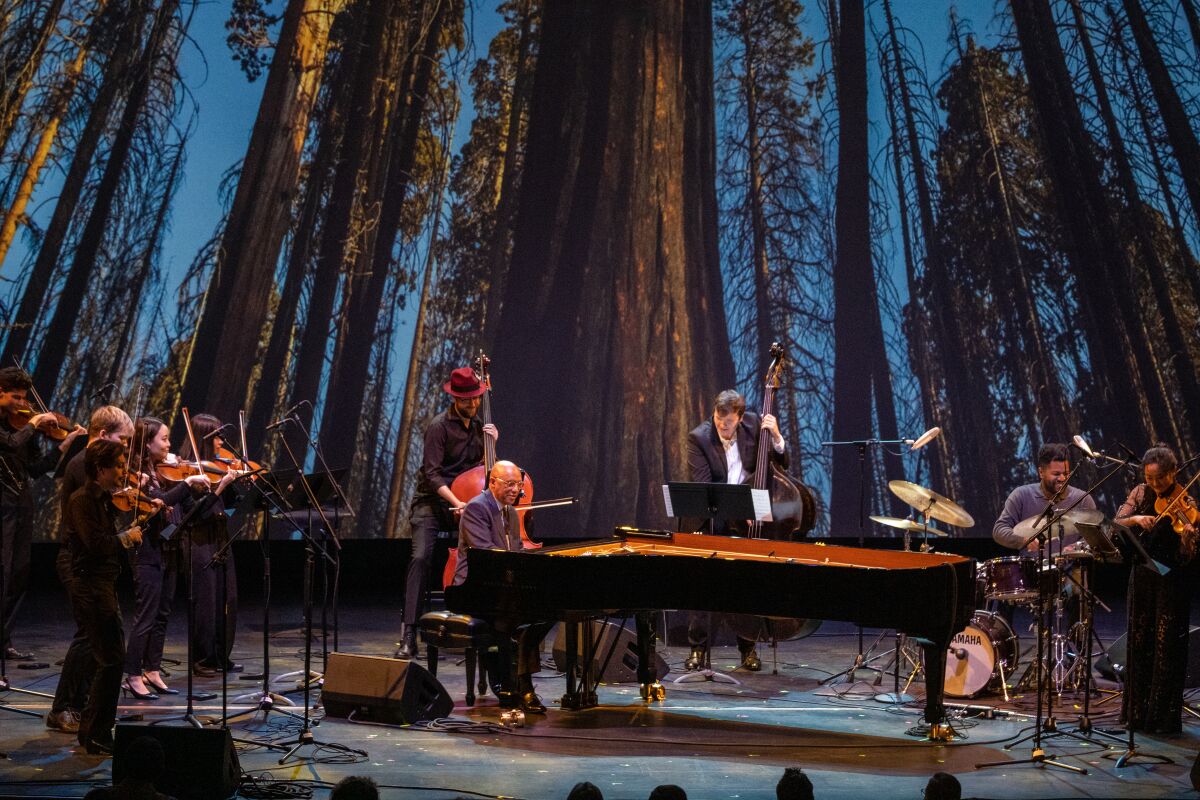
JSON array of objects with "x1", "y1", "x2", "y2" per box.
[{"x1": 993, "y1": 443, "x2": 1097, "y2": 556}]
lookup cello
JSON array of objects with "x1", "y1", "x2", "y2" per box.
[
  {"x1": 441, "y1": 353, "x2": 539, "y2": 588},
  {"x1": 731, "y1": 343, "x2": 820, "y2": 646}
]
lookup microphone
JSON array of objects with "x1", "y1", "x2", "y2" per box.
[
  {"x1": 910, "y1": 427, "x2": 941, "y2": 451},
  {"x1": 266, "y1": 416, "x2": 294, "y2": 431},
  {"x1": 90, "y1": 382, "x2": 117, "y2": 403},
  {"x1": 203, "y1": 423, "x2": 233, "y2": 441},
  {"x1": 267, "y1": 401, "x2": 308, "y2": 430},
  {"x1": 1072, "y1": 435, "x2": 1096, "y2": 459}
]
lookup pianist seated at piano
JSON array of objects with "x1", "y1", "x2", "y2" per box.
[{"x1": 452, "y1": 460, "x2": 553, "y2": 713}]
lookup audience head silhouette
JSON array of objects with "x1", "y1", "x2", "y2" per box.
[
  {"x1": 566, "y1": 782, "x2": 604, "y2": 800},
  {"x1": 777, "y1": 767, "x2": 814, "y2": 800},
  {"x1": 648, "y1": 786, "x2": 687, "y2": 800},
  {"x1": 924, "y1": 772, "x2": 961, "y2": 800},
  {"x1": 330, "y1": 776, "x2": 380, "y2": 800}
]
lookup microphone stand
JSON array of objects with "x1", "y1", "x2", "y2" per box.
[{"x1": 819, "y1": 436, "x2": 915, "y2": 691}]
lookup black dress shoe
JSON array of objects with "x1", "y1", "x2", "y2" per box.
[
  {"x1": 496, "y1": 689, "x2": 520, "y2": 709},
  {"x1": 82, "y1": 738, "x2": 113, "y2": 756},
  {"x1": 739, "y1": 648, "x2": 762, "y2": 672},
  {"x1": 395, "y1": 629, "x2": 418, "y2": 660},
  {"x1": 192, "y1": 663, "x2": 218, "y2": 677},
  {"x1": 684, "y1": 646, "x2": 705, "y2": 671},
  {"x1": 520, "y1": 690, "x2": 547, "y2": 714}
]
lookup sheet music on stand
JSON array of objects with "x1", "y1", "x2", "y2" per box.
[{"x1": 661, "y1": 481, "x2": 772, "y2": 523}]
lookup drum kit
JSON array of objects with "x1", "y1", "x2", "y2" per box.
[{"x1": 872, "y1": 481, "x2": 1119, "y2": 704}]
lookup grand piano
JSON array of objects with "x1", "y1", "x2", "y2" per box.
[{"x1": 446, "y1": 529, "x2": 975, "y2": 733}]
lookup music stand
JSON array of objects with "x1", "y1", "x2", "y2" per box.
[{"x1": 663, "y1": 482, "x2": 768, "y2": 686}]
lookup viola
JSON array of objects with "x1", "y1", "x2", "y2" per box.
[
  {"x1": 7, "y1": 403, "x2": 76, "y2": 440},
  {"x1": 1153, "y1": 476, "x2": 1200, "y2": 535},
  {"x1": 442, "y1": 352, "x2": 540, "y2": 589}
]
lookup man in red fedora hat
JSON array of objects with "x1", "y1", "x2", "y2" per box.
[{"x1": 396, "y1": 366, "x2": 497, "y2": 659}]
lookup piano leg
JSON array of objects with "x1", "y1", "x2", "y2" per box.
[
  {"x1": 919, "y1": 639, "x2": 953, "y2": 741},
  {"x1": 636, "y1": 612, "x2": 665, "y2": 702},
  {"x1": 561, "y1": 621, "x2": 582, "y2": 709}
]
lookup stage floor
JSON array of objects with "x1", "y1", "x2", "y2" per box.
[{"x1": 1, "y1": 591, "x2": 1198, "y2": 800}]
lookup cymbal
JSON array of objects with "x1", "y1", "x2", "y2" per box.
[
  {"x1": 868, "y1": 515, "x2": 948, "y2": 537},
  {"x1": 886, "y1": 480, "x2": 976, "y2": 528},
  {"x1": 1013, "y1": 507, "x2": 1105, "y2": 543}
]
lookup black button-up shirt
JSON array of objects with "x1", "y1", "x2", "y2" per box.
[
  {"x1": 66, "y1": 479, "x2": 137, "y2": 581},
  {"x1": 412, "y1": 406, "x2": 484, "y2": 507},
  {"x1": 0, "y1": 418, "x2": 59, "y2": 507}
]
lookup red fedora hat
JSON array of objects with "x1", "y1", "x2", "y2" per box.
[{"x1": 443, "y1": 367, "x2": 485, "y2": 398}]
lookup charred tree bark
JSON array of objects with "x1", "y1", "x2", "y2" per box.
[
  {"x1": 1120, "y1": 0, "x2": 1200, "y2": 230},
  {"x1": 2, "y1": 1, "x2": 143, "y2": 365},
  {"x1": 1009, "y1": 0, "x2": 1167, "y2": 447},
  {"x1": 1069, "y1": 0, "x2": 1200, "y2": 443},
  {"x1": 830, "y1": 0, "x2": 895, "y2": 531},
  {"x1": 31, "y1": 0, "x2": 175, "y2": 402},
  {"x1": 317, "y1": 0, "x2": 450, "y2": 473},
  {"x1": 0, "y1": 0, "x2": 66, "y2": 159},
  {"x1": 176, "y1": 0, "x2": 340, "y2": 425},
  {"x1": 491, "y1": 0, "x2": 735, "y2": 533}
]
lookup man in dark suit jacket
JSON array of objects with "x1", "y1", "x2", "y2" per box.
[
  {"x1": 683, "y1": 389, "x2": 789, "y2": 672},
  {"x1": 453, "y1": 460, "x2": 552, "y2": 713}
]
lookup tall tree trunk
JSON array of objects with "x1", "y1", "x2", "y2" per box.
[
  {"x1": 0, "y1": 0, "x2": 107, "y2": 265},
  {"x1": 1069, "y1": 0, "x2": 1200, "y2": 444},
  {"x1": 0, "y1": 0, "x2": 66, "y2": 159},
  {"x1": 830, "y1": 0, "x2": 893, "y2": 531},
  {"x1": 282, "y1": 0, "x2": 395, "y2": 458},
  {"x1": 2, "y1": 0, "x2": 143, "y2": 365},
  {"x1": 479, "y1": 0, "x2": 535, "y2": 349},
  {"x1": 491, "y1": 0, "x2": 735, "y2": 533},
  {"x1": 1120, "y1": 0, "x2": 1200, "y2": 230},
  {"x1": 176, "y1": 0, "x2": 340, "y2": 426},
  {"x1": 739, "y1": 22, "x2": 775, "y2": 384},
  {"x1": 1009, "y1": 0, "x2": 1167, "y2": 448},
  {"x1": 31, "y1": 0, "x2": 174, "y2": 402},
  {"x1": 317, "y1": 0, "x2": 450, "y2": 473},
  {"x1": 1182, "y1": 0, "x2": 1200, "y2": 60}
]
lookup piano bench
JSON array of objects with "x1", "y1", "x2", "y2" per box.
[{"x1": 416, "y1": 611, "x2": 501, "y2": 706}]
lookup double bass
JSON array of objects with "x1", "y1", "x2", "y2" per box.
[
  {"x1": 441, "y1": 353, "x2": 539, "y2": 588},
  {"x1": 731, "y1": 343, "x2": 820, "y2": 643}
]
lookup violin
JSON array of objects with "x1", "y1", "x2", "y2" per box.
[
  {"x1": 442, "y1": 352, "x2": 539, "y2": 589},
  {"x1": 7, "y1": 403, "x2": 76, "y2": 440},
  {"x1": 155, "y1": 457, "x2": 228, "y2": 485},
  {"x1": 214, "y1": 445, "x2": 262, "y2": 473},
  {"x1": 111, "y1": 485, "x2": 161, "y2": 517},
  {"x1": 1152, "y1": 474, "x2": 1200, "y2": 535}
]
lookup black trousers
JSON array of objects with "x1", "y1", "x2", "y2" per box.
[
  {"x1": 402, "y1": 506, "x2": 451, "y2": 626},
  {"x1": 125, "y1": 553, "x2": 177, "y2": 675},
  {"x1": 51, "y1": 547, "x2": 92, "y2": 713},
  {"x1": 1124, "y1": 565, "x2": 1191, "y2": 733},
  {"x1": 190, "y1": 541, "x2": 237, "y2": 667},
  {"x1": 0, "y1": 503, "x2": 32, "y2": 650},
  {"x1": 74, "y1": 576, "x2": 124, "y2": 746},
  {"x1": 687, "y1": 611, "x2": 757, "y2": 654}
]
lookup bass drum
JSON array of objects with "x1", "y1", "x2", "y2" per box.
[{"x1": 944, "y1": 611, "x2": 1020, "y2": 698}]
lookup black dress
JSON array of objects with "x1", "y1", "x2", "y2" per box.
[{"x1": 1117, "y1": 483, "x2": 1196, "y2": 734}]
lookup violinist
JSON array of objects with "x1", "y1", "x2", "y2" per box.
[
  {"x1": 397, "y1": 367, "x2": 498, "y2": 659},
  {"x1": 122, "y1": 417, "x2": 212, "y2": 699},
  {"x1": 452, "y1": 460, "x2": 551, "y2": 713},
  {"x1": 0, "y1": 365, "x2": 85, "y2": 661},
  {"x1": 1115, "y1": 444, "x2": 1198, "y2": 734},
  {"x1": 65, "y1": 439, "x2": 143, "y2": 755},
  {"x1": 683, "y1": 389, "x2": 788, "y2": 672},
  {"x1": 46, "y1": 405, "x2": 132, "y2": 735},
  {"x1": 179, "y1": 413, "x2": 241, "y2": 674}
]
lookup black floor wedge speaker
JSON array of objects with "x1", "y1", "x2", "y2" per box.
[
  {"x1": 113, "y1": 724, "x2": 240, "y2": 800},
  {"x1": 322, "y1": 652, "x2": 453, "y2": 723},
  {"x1": 1096, "y1": 626, "x2": 1200, "y2": 687},
  {"x1": 552, "y1": 620, "x2": 669, "y2": 683}
]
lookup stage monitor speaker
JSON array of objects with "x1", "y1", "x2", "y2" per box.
[
  {"x1": 1096, "y1": 626, "x2": 1200, "y2": 687},
  {"x1": 322, "y1": 652, "x2": 453, "y2": 724},
  {"x1": 552, "y1": 621, "x2": 669, "y2": 683},
  {"x1": 113, "y1": 724, "x2": 240, "y2": 800}
]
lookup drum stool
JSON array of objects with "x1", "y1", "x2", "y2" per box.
[{"x1": 416, "y1": 611, "x2": 501, "y2": 706}]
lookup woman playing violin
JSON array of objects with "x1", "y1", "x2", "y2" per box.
[
  {"x1": 180, "y1": 413, "x2": 242, "y2": 674},
  {"x1": 1116, "y1": 444, "x2": 1198, "y2": 734},
  {"x1": 121, "y1": 417, "x2": 214, "y2": 699},
  {"x1": 0, "y1": 366, "x2": 84, "y2": 661}
]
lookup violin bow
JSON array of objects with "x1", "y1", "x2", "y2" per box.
[
  {"x1": 180, "y1": 407, "x2": 206, "y2": 482},
  {"x1": 238, "y1": 409, "x2": 250, "y2": 473}
]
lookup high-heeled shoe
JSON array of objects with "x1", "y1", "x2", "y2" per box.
[
  {"x1": 120, "y1": 679, "x2": 158, "y2": 700},
  {"x1": 142, "y1": 674, "x2": 179, "y2": 695}
]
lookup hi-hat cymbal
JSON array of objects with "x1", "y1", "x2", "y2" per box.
[
  {"x1": 1013, "y1": 507, "x2": 1105, "y2": 544},
  {"x1": 887, "y1": 480, "x2": 976, "y2": 528},
  {"x1": 869, "y1": 514, "x2": 948, "y2": 537}
]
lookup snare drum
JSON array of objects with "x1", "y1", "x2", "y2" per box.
[
  {"x1": 980, "y1": 556, "x2": 1039, "y2": 601},
  {"x1": 944, "y1": 611, "x2": 1020, "y2": 698}
]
